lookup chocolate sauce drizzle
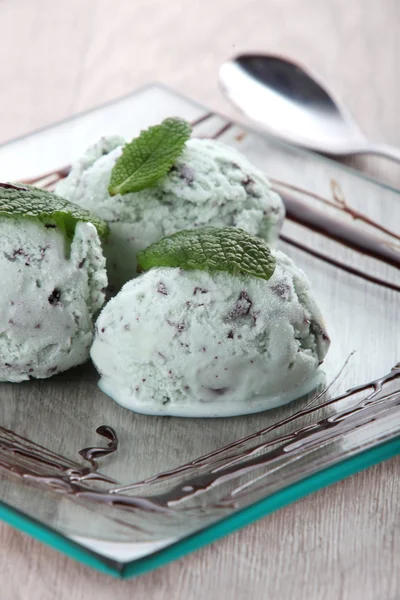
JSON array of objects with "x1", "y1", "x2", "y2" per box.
[
  {"x1": 162, "y1": 365, "x2": 400, "y2": 507},
  {"x1": 0, "y1": 426, "x2": 118, "y2": 489},
  {"x1": 78, "y1": 425, "x2": 118, "y2": 469},
  {"x1": 0, "y1": 182, "x2": 28, "y2": 192},
  {"x1": 210, "y1": 121, "x2": 234, "y2": 139},
  {"x1": 280, "y1": 233, "x2": 400, "y2": 293},
  {"x1": 272, "y1": 177, "x2": 400, "y2": 243},
  {"x1": 280, "y1": 189, "x2": 400, "y2": 269},
  {"x1": 18, "y1": 111, "x2": 399, "y2": 291},
  {"x1": 0, "y1": 365, "x2": 399, "y2": 518},
  {"x1": 21, "y1": 166, "x2": 71, "y2": 189}
]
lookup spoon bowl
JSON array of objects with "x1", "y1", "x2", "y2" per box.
[{"x1": 219, "y1": 54, "x2": 400, "y2": 162}]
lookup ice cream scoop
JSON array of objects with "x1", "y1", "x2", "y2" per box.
[
  {"x1": 91, "y1": 243, "x2": 330, "y2": 417},
  {"x1": 56, "y1": 136, "x2": 285, "y2": 293},
  {"x1": 0, "y1": 185, "x2": 108, "y2": 382}
]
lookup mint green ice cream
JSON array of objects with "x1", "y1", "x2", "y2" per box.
[
  {"x1": 91, "y1": 249, "x2": 330, "y2": 417},
  {"x1": 0, "y1": 218, "x2": 107, "y2": 382},
  {"x1": 57, "y1": 137, "x2": 285, "y2": 292}
]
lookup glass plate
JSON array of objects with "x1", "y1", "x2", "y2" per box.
[{"x1": 0, "y1": 84, "x2": 399, "y2": 579}]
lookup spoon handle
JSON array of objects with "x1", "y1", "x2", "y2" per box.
[{"x1": 363, "y1": 143, "x2": 400, "y2": 164}]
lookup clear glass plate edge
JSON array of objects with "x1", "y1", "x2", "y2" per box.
[
  {"x1": 0, "y1": 437, "x2": 398, "y2": 578},
  {"x1": 0, "y1": 82, "x2": 399, "y2": 577}
]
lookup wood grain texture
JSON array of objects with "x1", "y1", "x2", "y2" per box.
[{"x1": 0, "y1": 0, "x2": 399, "y2": 599}]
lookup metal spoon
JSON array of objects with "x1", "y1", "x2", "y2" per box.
[{"x1": 219, "y1": 54, "x2": 400, "y2": 162}]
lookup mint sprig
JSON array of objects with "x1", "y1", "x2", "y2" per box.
[
  {"x1": 137, "y1": 227, "x2": 276, "y2": 282},
  {"x1": 108, "y1": 117, "x2": 192, "y2": 196},
  {"x1": 0, "y1": 183, "x2": 109, "y2": 241}
]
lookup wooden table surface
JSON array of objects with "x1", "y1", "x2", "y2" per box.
[{"x1": 0, "y1": 1, "x2": 399, "y2": 598}]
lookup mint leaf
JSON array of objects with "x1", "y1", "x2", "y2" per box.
[
  {"x1": 108, "y1": 117, "x2": 192, "y2": 196},
  {"x1": 137, "y1": 227, "x2": 276, "y2": 281},
  {"x1": 0, "y1": 183, "x2": 109, "y2": 241}
]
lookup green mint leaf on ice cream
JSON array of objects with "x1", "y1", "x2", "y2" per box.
[
  {"x1": 0, "y1": 183, "x2": 109, "y2": 241},
  {"x1": 137, "y1": 227, "x2": 276, "y2": 281},
  {"x1": 108, "y1": 117, "x2": 192, "y2": 196}
]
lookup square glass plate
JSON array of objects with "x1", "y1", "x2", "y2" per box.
[{"x1": 0, "y1": 84, "x2": 399, "y2": 579}]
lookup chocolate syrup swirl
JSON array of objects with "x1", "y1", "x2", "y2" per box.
[
  {"x1": 0, "y1": 365, "x2": 399, "y2": 518},
  {"x1": 78, "y1": 425, "x2": 118, "y2": 469},
  {"x1": 280, "y1": 189, "x2": 400, "y2": 269},
  {"x1": 158, "y1": 366, "x2": 400, "y2": 507},
  {"x1": 21, "y1": 166, "x2": 71, "y2": 188},
  {"x1": 0, "y1": 182, "x2": 28, "y2": 192},
  {"x1": 190, "y1": 112, "x2": 214, "y2": 128},
  {"x1": 210, "y1": 121, "x2": 234, "y2": 139},
  {"x1": 280, "y1": 234, "x2": 400, "y2": 293}
]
